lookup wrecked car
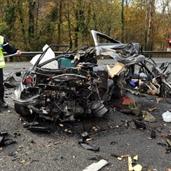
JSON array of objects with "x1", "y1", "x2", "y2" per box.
[
  {"x1": 13, "y1": 30, "x2": 171, "y2": 131},
  {"x1": 91, "y1": 30, "x2": 171, "y2": 103},
  {"x1": 13, "y1": 44, "x2": 108, "y2": 127}
]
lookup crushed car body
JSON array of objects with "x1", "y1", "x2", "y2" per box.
[
  {"x1": 91, "y1": 30, "x2": 171, "y2": 102},
  {"x1": 12, "y1": 30, "x2": 171, "y2": 132},
  {"x1": 13, "y1": 44, "x2": 108, "y2": 128}
]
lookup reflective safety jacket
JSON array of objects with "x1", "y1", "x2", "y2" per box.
[{"x1": 0, "y1": 36, "x2": 5, "y2": 68}]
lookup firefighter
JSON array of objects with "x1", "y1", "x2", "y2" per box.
[{"x1": 0, "y1": 35, "x2": 21, "y2": 108}]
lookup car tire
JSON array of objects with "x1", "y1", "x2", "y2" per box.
[{"x1": 14, "y1": 103, "x2": 30, "y2": 116}]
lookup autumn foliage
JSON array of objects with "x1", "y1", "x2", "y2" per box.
[{"x1": 0, "y1": 0, "x2": 170, "y2": 52}]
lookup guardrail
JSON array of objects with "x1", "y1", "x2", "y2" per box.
[
  {"x1": 4, "y1": 51, "x2": 171, "y2": 61},
  {"x1": 143, "y1": 51, "x2": 171, "y2": 57},
  {"x1": 4, "y1": 51, "x2": 171, "y2": 56}
]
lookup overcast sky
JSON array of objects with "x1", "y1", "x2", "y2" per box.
[{"x1": 155, "y1": 0, "x2": 171, "y2": 13}]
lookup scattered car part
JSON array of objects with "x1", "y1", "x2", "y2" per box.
[
  {"x1": 132, "y1": 118, "x2": 146, "y2": 130},
  {"x1": 0, "y1": 131, "x2": 16, "y2": 147},
  {"x1": 87, "y1": 155, "x2": 103, "y2": 161},
  {"x1": 157, "y1": 142, "x2": 167, "y2": 147},
  {"x1": 27, "y1": 126, "x2": 52, "y2": 133},
  {"x1": 81, "y1": 132, "x2": 90, "y2": 141},
  {"x1": 0, "y1": 131, "x2": 8, "y2": 136},
  {"x1": 82, "y1": 159, "x2": 109, "y2": 171},
  {"x1": 162, "y1": 111, "x2": 171, "y2": 122},
  {"x1": 128, "y1": 155, "x2": 142, "y2": 171},
  {"x1": 0, "y1": 138, "x2": 17, "y2": 146},
  {"x1": 4, "y1": 76, "x2": 20, "y2": 88},
  {"x1": 151, "y1": 130, "x2": 156, "y2": 139},
  {"x1": 142, "y1": 110, "x2": 156, "y2": 123},
  {"x1": 79, "y1": 141, "x2": 100, "y2": 152}
]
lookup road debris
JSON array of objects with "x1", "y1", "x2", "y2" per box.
[
  {"x1": 142, "y1": 110, "x2": 156, "y2": 122},
  {"x1": 128, "y1": 156, "x2": 133, "y2": 171},
  {"x1": 162, "y1": 111, "x2": 171, "y2": 122},
  {"x1": 81, "y1": 132, "x2": 91, "y2": 141},
  {"x1": 120, "y1": 100, "x2": 157, "y2": 123},
  {"x1": 111, "y1": 153, "x2": 129, "y2": 160},
  {"x1": 128, "y1": 101, "x2": 141, "y2": 116},
  {"x1": 122, "y1": 97, "x2": 136, "y2": 105},
  {"x1": 166, "y1": 139, "x2": 171, "y2": 154},
  {"x1": 82, "y1": 159, "x2": 109, "y2": 171},
  {"x1": 27, "y1": 126, "x2": 52, "y2": 133},
  {"x1": 87, "y1": 155, "x2": 103, "y2": 161},
  {"x1": 151, "y1": 130, "x2": 156, "y2": 139},
  {"x1": 156, "y1": 97, "x2": 165, "y2": 104},
  {"x1": 0, "y1": 131, "x2": 16, "y2": 147},
  {"x1": 128, "y1": 155, "x2": 142, "y2": 171},
  {"x1": 4, "y1": 75, "x2": 20, "y2": 88},
  {"x1": 133, "y1": 155, "x2": 138, "y2": 161},
  {"x1": 78, "y1": 140, "x2": 100, "y2": 152},
  {"x1": 148, "y1": 107, "x2": 157, "y2": 112},
  {"x1": 132, "y1": 118, "x2": 146, "y2": 130},
  {"x1": 157, "y1": 142, "x2": 167, "y2": 147}
]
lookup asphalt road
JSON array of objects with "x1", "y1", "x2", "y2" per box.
[{"x1": 0, "y1": 58, "x2": 171, "y2": 171}]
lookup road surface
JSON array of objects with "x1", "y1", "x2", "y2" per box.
[{"x1": 0, "y1": 58, "x2": 171, "y2": 171}]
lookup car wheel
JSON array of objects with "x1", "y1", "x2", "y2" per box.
[{"x1": 14, "y1": 103, "x2": 30, "y2": 116}]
